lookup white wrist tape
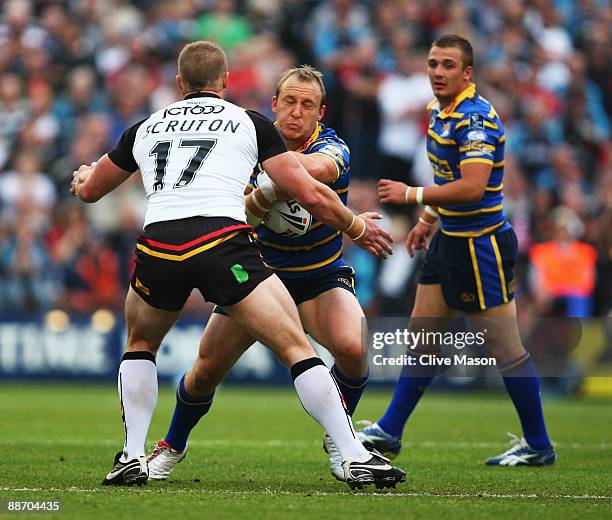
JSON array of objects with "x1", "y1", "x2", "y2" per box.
[
  {"x1": 251, "y1": 192, "x2": 270, "y2": 213},
  {"x1": 424, "y1": 205, "x2": 438, "y2": 218},
  {"x1": 416, "y1": 186, "x2": 424, "y2": 205},
  {"x1": 258, "y1": 175, "x2": 278, "y2": 204},
  {"x1": 404, "y1": 186, "x2": 412, "y2": 204}
]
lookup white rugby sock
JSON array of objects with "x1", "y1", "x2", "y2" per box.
[
  {"x1": 291, "y1": 358, "x2": 370, "y2": 463},
  {"x1": 117, "y1": 352, "x2": 158, "y2": 462}
]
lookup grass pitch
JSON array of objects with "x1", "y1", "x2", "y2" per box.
[{"x1": 0, "y1": 383, "x2": 610, "y2": 519}]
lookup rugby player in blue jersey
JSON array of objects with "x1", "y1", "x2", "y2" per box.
[
  {"x1": 148, "y1": 66, "x2": 383, "y2": 482},
  {"x1": 358, "y1": 35, "x2": 556, "y2": 466}
]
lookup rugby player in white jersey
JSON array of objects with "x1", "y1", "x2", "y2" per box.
[
  {"x1": 71, "y1": 41, "x2": 405, "y2": 489},
  {"x1": 148, "y1": 66, "x2": 375, "y2": 483}
]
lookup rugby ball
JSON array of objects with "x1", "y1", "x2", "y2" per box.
[{"x1": 263, "y1": 199, "x2": 312, "y2": 237}]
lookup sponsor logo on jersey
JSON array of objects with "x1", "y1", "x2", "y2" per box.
[
  {"x1": 162, "y1": 104, "x2": 225, "y2": 118},
  {"x1": 337, "y1": 277, "x2": 353, "y2": 288},
  {"x1": 319, "y1": 144, "x2": 344, "y2": 160},
  {"x1": 467, "y1": 130, "x2": 486, "y2": 141},
  {"x1": 469, "y1": 113, "x2": 485, "y2": 130}
]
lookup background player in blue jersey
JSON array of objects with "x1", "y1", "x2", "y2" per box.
[
  {"x1": 148, "y1": 66, "x2": 384, "y2": 482},
  {"x1": 358, "y1": 35, "x2": 556, "y2": 466}
]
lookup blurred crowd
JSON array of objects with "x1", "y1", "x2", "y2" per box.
[{"x1": 0, "y1": 0, "x2": 610, "y2": 318}]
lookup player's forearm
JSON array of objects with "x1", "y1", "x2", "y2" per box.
[
  {"x1": 296, "y1": 182, "x2": 354, "y2": 234},
  {"x1": 419, "y1": 205, "x2": 439, "y2": 226},
  {"x1": 75, "y1": 155, "x2": 132, "y2": 203},
  {"x1": 413, "y1": 180, "x2": 485, "y2": 206}
]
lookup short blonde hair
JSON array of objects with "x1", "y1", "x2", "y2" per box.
[
  {"x1": 178, "y1": 41, "x2": 228, "y2": 91},
  {"x1": 275, "y1": 65, "x2": 326, "y2": 107}
]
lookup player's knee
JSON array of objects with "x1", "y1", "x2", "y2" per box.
[
  {"x1": 490, "y1": 341, "x2": 525, "y2": 365},
  {"x1": 331, "y1": 339, "x2": 364, "y2": 377},
  {"x1": 125, "y1": 334, "x2": 159, "y2": 354},
  {"x1": 191, "y1": 358, "x2": 223, "y2": 393}
]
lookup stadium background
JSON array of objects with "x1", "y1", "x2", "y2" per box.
[{"x1": 0, "y1": 1, "x2": 610, "y2": 384}]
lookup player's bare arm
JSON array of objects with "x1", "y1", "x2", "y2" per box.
[
  {"x1": 261, "y1": 151, "x2": 393, "y2": 257},
  {"x1": 71, "y1": 154, "x2": 132, "y2": 202},
  {"x1": 244, "y1": 153, "x2": 339, "y2": 226},
  {"x1": 378, "y1": 162, "x2": 491, "y2": 207},
  {"x1": 291, "y1": 151, "x2": 339, "y2": 184},
  {"x1": 244, "y1": 151, "x2": 337, "y2": 212}
]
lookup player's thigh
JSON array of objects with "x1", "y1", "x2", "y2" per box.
[
  {"x1": 298, "y1": 288, "x2": 367, "y2": 375},
  {"x1": 192, "y1": 311, "x2": 255, "y2": 387},
  {"x1": 409, "y1": 284, "x2": 456, "y2": 353},
  {"x1": 412, "y1": 283, "x2": 455, "y2": 318},
  {"x1": 224, "y1": 274, "x2": 315, "y2": 368},
  {"x1": 466, "y1": 299, "x2": 523, "y2": 364},
  {"x1": 124, "y1": 286, "x2": 181, "y2": 353}
]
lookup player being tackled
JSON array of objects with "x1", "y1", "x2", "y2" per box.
[{"x1": 147, "y1": 64, "x2": 404, "y2": 489}]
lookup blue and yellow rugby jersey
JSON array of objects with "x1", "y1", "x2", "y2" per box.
[
  {"x1": 249, "y1": 122, "x2": 350, "y2": 279},
  {"x1": 427, "y1": 83, "x2": 511, "y2": 237}
]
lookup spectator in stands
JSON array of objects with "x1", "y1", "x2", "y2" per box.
[
  {"x1": 0, "y1": 218, "x2": 57, "y2": 311},
  {"x1": 0, "y1": 149, "x2": 56, "y2": 231},
  {"x1": 194, "y1": 0, "x2": 252, "y2": 56},
  {"x1": 377, "y1": 49, "x2": 431, "y2": 186},
  {"x1": 530, "y1": 207, "x2": 598, "y2": 317}
]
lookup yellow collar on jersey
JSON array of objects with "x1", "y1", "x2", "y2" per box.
[
  {"x1": 297, "y1": 122, "x2": 322, "y2": 152},
  {"x1": 427, "y1": 83, "x2": 476, "y2": 119}
]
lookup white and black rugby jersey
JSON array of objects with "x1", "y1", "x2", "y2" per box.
[{"x1": 108, "y1": 92, "x2": 287, "y2": 228}]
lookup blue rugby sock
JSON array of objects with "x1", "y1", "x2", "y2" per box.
[
  {"x1": 164, "y1": 373, "x2": 214, "y2": 451},
  {"x1": 330, "y1": 364, "x2": 368, "y2": 417},
  {"x1": 378, "y1": 355, "x2": 435, "y2": 438},
  {"x1": 500, "y1": 353, "x2": 551, "y2": 450}
]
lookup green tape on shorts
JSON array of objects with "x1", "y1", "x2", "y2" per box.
[{"x1": 231, "y1": 264, "x2": 249, "y2": 284}]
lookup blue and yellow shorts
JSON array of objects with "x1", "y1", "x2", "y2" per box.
[{"x1": 419, "y1": 227, "x2": 517, "y2": 312}]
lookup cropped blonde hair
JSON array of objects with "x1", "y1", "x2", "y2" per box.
[{"x1": 275, "y1": 65, "x2": 326, "y2": 107}]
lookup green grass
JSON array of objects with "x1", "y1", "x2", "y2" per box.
[{"x1": 0, "y1": 384, "x2": 611, "y2": 519}]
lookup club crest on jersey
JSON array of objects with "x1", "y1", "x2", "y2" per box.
[
  {"x1": 441, "y1": 123, "x2": 451, "y2": 137},
  {"x1": 460, "y1": 292, "x2": 475, "y2": 303}
]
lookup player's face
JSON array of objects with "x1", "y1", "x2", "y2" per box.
[
  {"x1": 272, "y1": 77, "x2": 325, "y2": 148},
  {"x1": 427, "y1": 46, "x2": 473, "y2": 106}
]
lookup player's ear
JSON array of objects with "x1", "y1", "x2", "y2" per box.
[
  {"x1": 176, "y1": 74, "x2": 183, "y2": 93},
  {"x1": 271, "y1": 96, "x2": 278, "y2": 115},
  {"x1": 222, "y1": 71, "x2": 229, "y2": 90},
  {"x1": 318, "y1": 104, "x2": 326, "y2": 121},
  {"x1": 464, "y1": 65, "x2": 473, "y2": 82}
]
